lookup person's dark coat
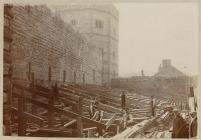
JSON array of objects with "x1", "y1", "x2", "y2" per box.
[
  {"x1": 190, "y1": 117, "x2": 197, "y2": 137},
  {"x1": 172, "y1": 114, "x2": 189, "y2": 138},
  {"x1": 121, "y1": 93, "x2": 126, "y2": 110}
]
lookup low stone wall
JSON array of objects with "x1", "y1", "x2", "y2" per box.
[{"x1": 111, "y1": 76, "x2": 196, "y2": 99}]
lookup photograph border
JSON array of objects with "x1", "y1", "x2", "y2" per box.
[{"x1": 0, "y1": 0, "x2": 200, "y2": 139}]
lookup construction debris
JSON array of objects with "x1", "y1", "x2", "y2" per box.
[{"x1": 3, "y1": 79, "x2": 182, "y2": 138}]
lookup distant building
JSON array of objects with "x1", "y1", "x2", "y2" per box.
[
  {"x1": 54, "y1": 4, "x2": 119, "y2": 86},
  {"x1": 154, "y1": 59, "x2": 185, "y2": 77}
]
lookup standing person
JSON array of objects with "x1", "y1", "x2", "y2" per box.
[
  {"x1": 150, "y1": 96, "x2": 155, "y2": 117},
  {"x1": 89, "y1": 101, "x2": 95, "y2": 118},
  {"x1": 122, "y1": 110, "x2": 128, "y2": 130},
  {"x1": 171, "y1": 108, "x2": 188, "y2": 138},
  {"x1": 91, "y1": 102, "x2": 104, "y2": 137},
  {"x1": 121, "y1": 91, "x2": 126, "y2": 110},
  {"x1": 190, "y1": 111, "x2": 197, "y2": 138}
]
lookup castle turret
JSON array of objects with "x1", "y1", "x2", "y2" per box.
[{"x1": 53, "y1": 4, "x2": 119, "y2": 86}]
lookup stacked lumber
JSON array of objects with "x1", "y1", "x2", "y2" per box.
[
  {"x1": 9, "y1": 83, "x2": 109, "y2": 137},
  {"x1": 4, "y1": 79, "x2": 173, "y2": 138},
  {"x1": 113, "y1": 117, "x2": 158, "y2": 138},
  {"x1": 113, "y1": 109, "x2": 172, "y2": 139}
]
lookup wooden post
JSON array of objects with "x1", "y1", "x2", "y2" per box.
[
  {"x1": 48, "y1": 89, "x2": 54, "y2": 127},
  {"x1": 4, "y1": 5, "x2": 13, "y2": 135},
  {"x1": 4, "y1": 67, "x2": 13, "y2": 135},
  {"x1": 84, "y1": 127, "x2": 96, "y2": 138},
  {"x1": 116, "y1": 125, "x2": 120, "y2": 134},
  {"x1": 18, "y1": 88, "x2": 26, "y2": 136},
  {"x1": 77, "y1": 96, "x2": 83, "y2": 137},
  {"x1": 31, "y1": 73, "x2": 36, "y2": 114},
  {"x1": 63, "y1": 70, "x2": 66, "y2": 82},
  {"x1": 48, "y1": 65, "x2": 51, "y2": 83},
  {"x1": 150, "y1": 96, "x2": 155, "y2": 117},
  {"x1": 28, "y1": 62, "x2": 31, "y2": 81}
]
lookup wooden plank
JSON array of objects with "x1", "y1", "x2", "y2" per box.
[
  {"x1": 106, "y1": 114, "x2": 116, "y2": 129},
  {"x1": 83, "y1": 127, "x2": 97, "y2": 131},
  {"x1": 4, "y1": 71, "x2": 12, "y2": 136},
  {"x1": 59, "y1": 97, "x2": 78, "y2": 111},
  {"x1": 60, "y1": 88, "x2": 122, "y2": 113},
  {"x1": 13, "y1": 93, "x2": 106, "y2": 129},
  {"x1": 130, "y1": 117, "x2": 151, "y2": 121},
  {"x1": 12, "y1": 107, "x2": 44, "y2": 125},
  {"x1": 48, "y1": 92, "x2": 54, "y2": 127},
  {"x1": 31, "y1": 74, "x2": 37, "y2": 114},
  {"x1": 18, "y1": 89, "x2": 26, "y2": 136},
  {"x1": 59, "y1": 90, "x2": 80, "y2": 102},
  {"x1": 77, "y1": 117, "x2": 83, "y2": 137},
  {"x1": 61, "y1": 85, "x2": 120, "y2": 107},
  {"x1": 4, "y1": 49, "x2": 11, "y2": 63},
  {"x1": 35, "y1": 85, "x2": 50, "y2": 93},
  {"x1": 28, "y1": 128, "x2": 73, "y2": 137},
  {"x1": 83, "y1": 127, "x2": 97, "y2": 138},
  {"x1": 63, "y1": 119, "x2": 77, "y2": 128},
  {"x1": 77, "y1": 96, "x2": 83, "y2": 137},
  {"x1": 113, "y1": 115, "x2": 160, "y2": 138},
  {"x1": 99, "y1": 103, "x2": 122, "y2": 113}
]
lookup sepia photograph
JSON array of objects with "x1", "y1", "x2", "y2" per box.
[{"x1": 2, "y1": 0, "x2": 199, "y2": 138}]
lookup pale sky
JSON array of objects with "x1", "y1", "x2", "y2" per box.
[{"x1": 115, "y1": 3, "x2": 199, "y2": 77}]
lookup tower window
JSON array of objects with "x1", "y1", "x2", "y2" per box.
[
  {"x1": 28, "y1": 62, "x2": 31, "y2": 80},
  {"x1": 63, "y1": 70, "x2": 66, "y2": 82},
  {"x1": 71, "y1": 19, "x2": 77, "y2": 25},
  {"x1": 95, "y1": 20, "x2": 104, "y2": 28},
  {"x1": 48, "y1": 65, "x2": 51, "y2": 82},
  {"x1": 93, "y1": 69, "x2": 96, "y2": 84},
  {"x1": 82, "y1": 73, "x2": 85, "y2": 84},
  {"x1": 74, "y1": 71, "x2": 76, "y2": 83}
]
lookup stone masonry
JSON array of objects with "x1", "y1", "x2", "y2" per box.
[
  {"x1": 53, "y1": 4, "x2": 119, "y2": 86},
  {"x1": 4, "y1": 5, "x2": 103, "y2": 86}
]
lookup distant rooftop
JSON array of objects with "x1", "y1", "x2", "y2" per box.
[{"x1": 154, "y1": 59, "x2": 186, "y2": 77}]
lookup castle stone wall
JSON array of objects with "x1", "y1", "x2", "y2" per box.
[{"x1": 5, "y1": 5, "x2": 102, "y2": 85}]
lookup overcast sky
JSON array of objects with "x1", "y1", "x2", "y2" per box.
[{"x1": 115, "y1": 3, "x2": 199, "y2": 77}]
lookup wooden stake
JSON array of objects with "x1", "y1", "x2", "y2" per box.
[
  {"x1": 31, "y1": 73, "x2": 36, "y2": 114},
  {"x1": 77, "y1": 96, "x2": 83, "y2": 137},
  {"x1": 48, "y1": 89, "x2": 54, "y2": 127},
  {"x1": 18, "y1": 88, "x2": 26, "y2": 136},
  {"x1": 4, "y1": 66, "x2": 13, "y2": 135}
]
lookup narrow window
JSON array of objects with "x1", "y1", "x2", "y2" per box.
[
  {"x1": 93, "y1": 70, "x2": 95, "y2": 84},
  {"x1": 74, "y1": 71, "x2": 76, "y2": 83},
  {"x1": 31, "y1": 72, "x2": 34, "y2": 84},
  {"x1": 82, "y1": 73, "x2": 85, "y2": 84},
  {"x1": 95, "y1": 20, "x2": 104, "y2": 29},
  {"x1": 28, "y1": 62, "x2": 31, "y2": 80},
  {"x1": 48, "y1": 65, "x2": 51, "y2": 82},
  {"x1": 63, "y1": 70, "x2": 66, "y2": 82},
  {"x1": 71, "y1": 19, "x2": 77, "y2": 25}
]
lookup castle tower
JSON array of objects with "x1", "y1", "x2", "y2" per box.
[{"x1": 54, "y1": 4, "x2": 119, "y2": 86}]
